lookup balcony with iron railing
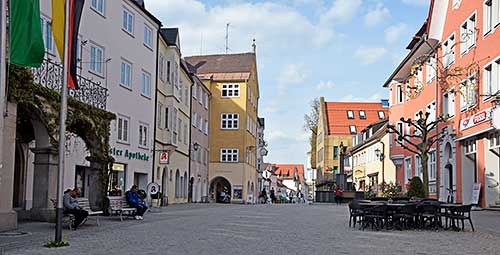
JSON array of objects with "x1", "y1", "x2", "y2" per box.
[{"x1": 31, "y1": 58, "x2": 108, "y2": 110}]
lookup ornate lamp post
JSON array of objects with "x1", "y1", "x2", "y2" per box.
[{"x1": 339, "y1": 141, "x2": 347, "y2": 190}]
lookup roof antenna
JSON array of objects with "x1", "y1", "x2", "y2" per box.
[
  {"x1": 225, "y1": 23, "x2": 230, "y2": 54},
  {"x1": 252, "y1": 38, "x2": 256, "y2": 53}
]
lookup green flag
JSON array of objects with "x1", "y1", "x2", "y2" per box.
[{"x1": 10, "y1": 0, "x2": 45, "y2": 67}]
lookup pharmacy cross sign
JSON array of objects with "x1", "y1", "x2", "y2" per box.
[{"x1": 159, "y1": 151, "x2": 169, "y2": 164}]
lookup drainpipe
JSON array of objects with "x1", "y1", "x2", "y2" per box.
[
  {"x1": 380, "y1": 140, "x2": 385, "y2": 185},
  {"x1": 152, "y1": 30, "x2": 160, "y2": 183}
]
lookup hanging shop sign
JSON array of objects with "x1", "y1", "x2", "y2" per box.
[
  {"x1": 110, "y1": 147, "x2": 150, "y2": 161},
  {"x1": 159, "y1": 151, "x2": 170, "y2": 164},
  {"x1": 460, "y1": 107, "x2": 492, "y2": 131}
]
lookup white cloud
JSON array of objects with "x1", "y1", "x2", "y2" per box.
[
  {"x1": 316, "y1": 80, "x2": 336, "y2": 90},
  {"x1": 401, "y1": 0, "x2": 430, "y2": 7},
  {"x1": 340, "y1": 93, "x2": 382, "y2": 102},
  {"x1": 364, "y1": 4, "x2": 390, "y2": 27},
  {"x1": 354, "y1": 47, "x2": 387, "y2": 65},
  {"x1": 147, "y1": 0, "x2": 338, "y2": 55},
  {"x1": 384, "y1": 23, "x2": 408, "y2": 44},
  {"x1": 319, "y1": 0, "x2": 363, "y2": 25},
  {"x1": 277, "y1": 63, "x2": 307, "y2": 95}
]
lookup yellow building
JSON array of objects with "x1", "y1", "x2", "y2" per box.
[
  {"x1": 186, "y1": 52, "x2": 259, "y2": 203},
  {"x1": 348, "y1": 120, "x2": 396, "y2": 194},
  {"x1": 316, "y1": 97, "x2": 389, "y2": 190}
]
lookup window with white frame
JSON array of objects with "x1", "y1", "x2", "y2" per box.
[
  {"x1": 141, "y1": 71, "x2": 151, "y2": 97},
  {"x1": 396, "y1": 84, "x2": 404, "y2": 104},
  {"x1": 221, "y1": 149, "x2": 238, "y2": 162},
  {"x1": 221, "y1": 84, "x2": 240, "y2": 97},
  {"x1": 90, "y1": 44, "x2": 103, "y2": 74},
  {"x1": 452, "y1": 0, "x2": 461, "y2": 9},
  {"x1": 192, "y1": 112, "x2": 198, "y2": 127},
  {"x1": 464, "y1": 138, "x2": 477, "y2": 154},
  {"x1": 172, "y1": 109, "x2": 178, "y2": 144},
  {"x1": 426, "y1": 55, "x2": 437, "y2": 82},
  {"x1": 117, "y1": 116, "x2": 129, "y2": 143},
  {"x1": 349, "y1": 125, "x2": 356, "y2": 134},
  {"x1": 489, "y1": 132, "x2": 500, "y2": 149},
  {"x1": 198, "y1": 86, "x2": 203, "y2": 103},
  {"x1": 221, "y1": 113, "x2": 239, "y2": 129},
  {"x1": 460, "y1": 14, "x2": 476, "y2": 55},
  {"x1": 197, "y1": 115, "x2": 202, "y2": 130},
  {"x1": 426, "y1": 101, "x2": 436, "y2": 123},
  {"x1": 159, "y1": 54, "x2": 165, "y2": 82},
  {"x1": 178, "y1": 119, "x2": 183, "y2": 144},
  {"x1": 139, "y1": 123, "x2": 148, "y2": 147},
  {"x1": 144, "y1": 25, "x2": 153, "y2": 48},
  {"x1": 122, "y1": 8, "x2": 134, "y2": 34},
  {"x1": 404, "y1": 157, "x2": 412, "y2": 185},
  {"x1": 460, "y1": 76, "x2": 477, "y2": 110},
  {"x1": 164, "y1": 107, "x2": 170, "y2": 130},
  {"x1": 428, "y1": 150, "x2": 437, "y2": 193},
  {"x1": 40, "y1": 17, "x2": 54, "y2": 53},
  {"x1": 91, "y1": 0, "x2": 105, "y2": 15},
  {"x1": 443, "y1": 34, "x2": 456, "y2": 68},
  {"x1": 347, "y1": 110, "x2": 354, "y2": 119},
  {"x1": 193, "y1": 83, "x2": 198, "y2": 99},
  {"x1": 204, "y1": 120, "x2": 208, "y2": 135},
  {"x1": 204, "y1": 92, "x2": 209, "y2": 109},
  {"x1": 359, "y1": 110, "x2": 366, "y2": 119},
  {"x1": 157, "y1": 103, "x2": 163, "y2": 128},
  {"x1": 415, "y1": 155, "x2": 423, "y2": 179},
  {"x1": 414, "y1": 111, "x2": 422, "y2": 135},
  {"x1": 166, "y1": 61, "x2": 171, "y2": 83},
  {"x1": 120, "y1": 60, "x2": 132, "y2": 88},
  {"x1": 442, "y1": 90, "x2": 456, "y2": 117},
  {"x1": 483, "y1": 0, "x2": 500, "y2": 35},
  {"x1": 483, "y1": 59, "x2": 500, "y2": 98},
  {"x1": 396, "y1": 122, "x2": 404, "y2": 145},
  {"x1": 185, "y1": 87, "x2": 189, "y2": 106},
  {"x1": 378, "y1": 111, "x2": 385, "y2": 119}
]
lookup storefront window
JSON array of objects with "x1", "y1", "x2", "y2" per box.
[{"x1": 109, "y1": 163, "x2": 126, "y2": 196}]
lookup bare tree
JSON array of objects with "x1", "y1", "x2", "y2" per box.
[
  {"x1": 387, "y1": 111, "x2": 447, "y2": 196},
  {"x1": 304, "y1": 98, "x2": 320, "y2": 168}
]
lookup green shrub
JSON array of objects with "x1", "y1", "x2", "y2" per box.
[
  {"x1": 407, "y1": 176, "x2": 426, "y2": 198},
  {"x1": 364, "y1": 185, "x2": 376, "y2": 199},
  {"x1": 45, "y1": 240, "x2": 69, "y2": 248},
  {"x1": 380, "y1": 182, "x2": 402, "y2": 199}
]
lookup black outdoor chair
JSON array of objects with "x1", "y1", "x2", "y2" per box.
[
  {"x1": 416, "y1": 203, "x2": 441, "y2": 230},
  {"x1": 348, "y1": 200, "x2": 364, "y2": 228},
  {"x1": 392, "y1": 204, "x2": 417, "y2": 230},
  {"x1": 447, "y1": 205, "x2": 474, "y2": 232},
  {"x1": 362, "y1": 205, "x2": 387, "y2": 231}
]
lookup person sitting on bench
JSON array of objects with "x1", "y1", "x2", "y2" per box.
[
  {"x1": 63, "y1": 187, "x2": 88, "y2": 229},
  {"x1": 126, "y1": 185, "x2": 148, "y2": 220}
]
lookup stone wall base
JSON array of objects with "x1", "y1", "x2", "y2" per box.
[
  {"x1": 30, "y1": 208, "x2": 55, "y2": 223},
  {"x1": 0, "y1": 211, "x2": 17, "y2": 232}
]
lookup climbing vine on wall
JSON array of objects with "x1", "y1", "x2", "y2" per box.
[{"x1": 8, "y1": 66, "x2": 116, "y2": 208}]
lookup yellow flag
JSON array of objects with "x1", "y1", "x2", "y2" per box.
[{"x1": 52, "y1": 0, "x2": 65, "y2": 59}]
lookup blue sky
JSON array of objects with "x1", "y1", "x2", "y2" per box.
[{"x1": 147, "y1": 0, "x2": 431, "y2": 165}]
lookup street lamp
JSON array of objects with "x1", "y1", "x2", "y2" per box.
[
  {"x1": 375, "y1": 142, "x2": 386, "y2": 192},
  {"x1": 193, "y1": 142, "x2": 200, "y2": 151},
  {"x1": 339, "y1": 141, "x2": 347, "y2": 190}
]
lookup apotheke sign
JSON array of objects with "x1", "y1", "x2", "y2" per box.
[
  {"x1": 111, "y1": 147, "x2": 150, "y2": 161},
  {"x1": 460, "y1": 108, "x2": 492, "y2": 131}
]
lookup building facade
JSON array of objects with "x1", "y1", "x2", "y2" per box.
[
  {"x1": 348, "y1": 120, "x2": 396, "y2": 194},
  {"x1": 186, "y1": 52, "x2": 260, "y2": 204},
  {"x1": 385, "y1": 0, "x2": 500, "y2": 208},
  {"x1": 256, "y1": 117, "x2": 268, "y2": 193},
  {"x1": 315, "y1": 97, "x2": 389, "y2": 190},
  {"x1": 189, "y1": 75, "x2": 211, "y2": 203},
  {"x1": 274, "y1": 164, "x2": 304, "y2": 192}
]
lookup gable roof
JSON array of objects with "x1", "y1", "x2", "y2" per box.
[
  {"x1": 324, "y1": 101, "x2": 388, "y2": 136},
  {"x1": 273, "y1": 164, "x2": 304, "y2": 184},
  {"x1": 128, "y1": 0, "x2": 161, "y2": 26},
  {"x1": 159, "y1": 28, "x2": 180, "y2": 48},
  {"x1": 185, "y1": 53, "x2": 255, "y2": 75}
]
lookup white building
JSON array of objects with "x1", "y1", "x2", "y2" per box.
[
  {"x1": 9, "y1": 0, "x2": 161, "y2": 224},
  {"x1": 256, "y1": 117, "x2": 268, "y2": 193}
]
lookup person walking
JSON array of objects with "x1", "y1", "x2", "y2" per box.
[
  {"x1": 334, "y1": 186, "x2": 343, "y2": 205},
  {"x1": 63, "y1": 187, "x2": 88, "y2": 229},
  {"x1": 270, "y1": 188, "x2": 276, "y2": 204},
  {"x1": 126, "y1": 185, "x2": 148, "y2": 220}
]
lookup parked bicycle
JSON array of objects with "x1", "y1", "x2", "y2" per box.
[{"x1": 446, "y1": 188, "x2": 455, "y2": 203}]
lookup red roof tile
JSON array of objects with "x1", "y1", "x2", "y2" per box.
[
  {"x1": 325, "y1": 102, "x2": 388, "y2": 135},
  {"x1": 273, "y1": 164, "x2": 304, "y2": 184}
]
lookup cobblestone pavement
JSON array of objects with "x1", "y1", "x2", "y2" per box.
[{"x1": 1, "y1": 203, "x2": 500, "y2": 255}]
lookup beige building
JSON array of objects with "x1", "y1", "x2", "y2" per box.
[
  {"x1": 348, "y1": 119, "x2": 396, "y2": 194},
  {"x1": 186, "y1": 51, "x2": 259, "y2": 204},
  {"x1": 154, "y1": 28, "x2": 192, "y2": 205}
]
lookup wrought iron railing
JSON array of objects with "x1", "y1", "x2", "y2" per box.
[{"x1": 31, "y1": 58, "x2": 108, "y2": 110}]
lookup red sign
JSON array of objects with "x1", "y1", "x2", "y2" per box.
[
  {"x1": 473, "y1": 111, "x2": 487, "y2": 124},
  {"x1": 159, "y1": 151, "x2": 169, "y2": 164},
  {"x1": 460, "y1": 108, "x2": 492, "y2": 131}
]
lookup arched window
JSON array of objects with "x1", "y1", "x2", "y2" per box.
[{"x1": 183, "y1": 172, "x2": 188, "y2": 198}]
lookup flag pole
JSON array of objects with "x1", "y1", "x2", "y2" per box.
[
  {"x1": 55, "y1": 0, "x2": 71, "y2": 242},
  {"x1": 0, "y1": 0, "x2": 7, "y2": 171}
]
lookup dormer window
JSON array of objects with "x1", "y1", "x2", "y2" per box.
[
  {"x1": 349, "y1": 125, "x2": 357, "y2": 134},
  {"x1": 347, "y1": 110, "x2": 354, "y2": 119},
  {"x1": 378, "y1": 111, "x2": 385, "y2": 119},
  {"x1": 359, "y1": 110, "x2": 366, "y2": 119}
]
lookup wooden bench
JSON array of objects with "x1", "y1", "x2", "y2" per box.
[
  {"x1": 108, "y1": 196, "x2": 137, "y2": 221},
  {"x1": 50, "y1": 199, "x2": 75, "y2": 230}
]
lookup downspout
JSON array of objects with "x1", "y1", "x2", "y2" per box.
[
  {"x1": 381, "y1": 140, "x2": 385, "y2": 185},
  {"x1": 152, "y1": 30, "x2": 160, "y2": 183},
  {"x1": 188, "y1": 76, "x2": 193, "y2": 203}
]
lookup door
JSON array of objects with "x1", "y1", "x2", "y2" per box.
[{"x1": 404, "y1": 157, "x2": 412, "y2": 190}]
